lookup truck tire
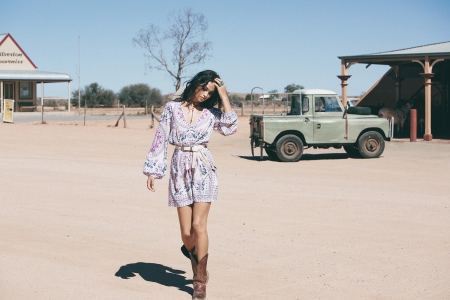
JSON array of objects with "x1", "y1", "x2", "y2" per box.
[
  {"x1": 343, "y1": 145, "x2": 361, "y2": 157},
  {"x1": 275, "y1": 135, "x2": 303, "y2": 162},
  {"x1": 265, "y1": 147, "x2": 280, "y2": 161},
  {"x1": 357, "y1": 131, "x2": 385, "y2": 158}
]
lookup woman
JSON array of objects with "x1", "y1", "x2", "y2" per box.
[{"x1": 143, "y1": 70, "x2": 238, "y2": 300}]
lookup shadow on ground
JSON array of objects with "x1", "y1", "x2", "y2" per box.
[
  {"x1": 237, "y1": 153, "x2": 351, "y2": 161},
  {"x1": 115, "y1": 262, "x2": 193, "y2": 295}
]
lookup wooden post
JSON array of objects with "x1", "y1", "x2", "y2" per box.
[
  {"x1": 122, "y1": 105, "x2": 127, "y2": 128},
  {"x1": 410, "y1": 109, "x2": 417, "y2": 142},
  {"x1": 241, "y1": 101, "x2": 244, "y2": 116},
  {"x1": 151, "y1": 105, "x2": 154, "y2": 128},
  {"x1": 114, "y1": 112, "x2": 123, "y2": 127},
  {"x1": 421, "y1": 56, "x2": 433, "y2": 141}
]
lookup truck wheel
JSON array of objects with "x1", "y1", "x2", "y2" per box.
[
  {"x1": 357, "y1": 131, "x2": 385, "y2": 158},
  {"x1": 265, "y1": 147, "x2": 280, "y2": 161},
  {"x1": 275, "y1": 135, "x2": 303, "y2": 162},
  {"x1": 343, "y1": 145, "x2": 361, "y2": 157}
]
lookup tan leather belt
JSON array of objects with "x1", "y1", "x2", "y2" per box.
[{"x1": 173, "y1": 144, "x2": 211, "y2": 170}]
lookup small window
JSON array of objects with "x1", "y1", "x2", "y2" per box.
[
  {"x1": 315, "y1": 97, "x2": 325, "y2": 112},
  {"x1": 302, "y1": 96, "x2": 309, "y2": 113},
  {"x1": 20, "y1": 82, "x2": 32, "y2": 99},
  {"x1": 290, "y1": 94, "x2": 301, "y2": 115}
]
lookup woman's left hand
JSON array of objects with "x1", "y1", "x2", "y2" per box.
[
  {"x1": 214, "y1": 78, "x2": 232, "y2": 113},
  {"x1": 214, "y1": 78, "x2": 228, "y2": 98}
]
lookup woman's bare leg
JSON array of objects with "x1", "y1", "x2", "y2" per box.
[
  {"x1": 177, "y1": 202, "x2": 211, "y2": 260},
  {"x1": 177, "y1": 204, "x2": 195, "y2": 251},
  {"x1": 192, "y1": 202, "x2": 211, "y2": 261}
]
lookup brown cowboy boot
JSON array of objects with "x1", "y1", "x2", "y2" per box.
[
  {"x1": 189, "y1": 250, "x2": 198, "y2": 278},
  {"x1": 192, "y1": 254, "x2": 208, "y2": 300}
]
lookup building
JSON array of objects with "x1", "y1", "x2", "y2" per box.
[
  {"x1": 0, "y1": 33, "x2": 72, "y2": 113},
  {"x1": 338, "y1": 41, "x2": 450, "y2": 140}
]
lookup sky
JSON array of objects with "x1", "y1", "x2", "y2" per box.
[{"x1": 1, "y1": 0, "x2": 449, "y2": 97}]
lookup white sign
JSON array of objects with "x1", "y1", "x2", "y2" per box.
[{"x1": 0, "y1": 34, "x2": 36, "y2": 71}]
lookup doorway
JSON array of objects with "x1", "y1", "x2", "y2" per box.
[{"x1": 4, "y1": 82, "x2": 14, "y2": 99}]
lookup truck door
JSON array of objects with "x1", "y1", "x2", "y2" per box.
[
  {"x1": 289, "y1": 94, "x2": 313, "y2": 142},
  {"x1": 313, "y1": 95, "x2": 345, "y2": 143}
]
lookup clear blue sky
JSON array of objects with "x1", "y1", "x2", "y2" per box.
[{"x1": 1, "y1": 0, "x2": 449, "y2": 97}]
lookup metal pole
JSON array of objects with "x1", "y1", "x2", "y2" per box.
[
  {"x1": 78, "y1": 36, "x2": 81, "y2": 115},
  {"x1": 84, "y1": 96, "x2": 86, "y2": 126},
  {"x1": 68, "y1": 81, "x2": 71, "y2": 113},
  {"x1": 251, "y1": 87, "x2": 263, "y2": 115},
  {"x1": 262, "y1": 91, "x2": 265, "y2": 114},
  {"x1": 285, "y1": 93, "x2": 288, "y2": 113},
  {"x1": 41, "y1": 82, "x2": 44, "y2": 123},
  {"x1": 146, "y1": 99, "x2": 148, "y2": 116}
]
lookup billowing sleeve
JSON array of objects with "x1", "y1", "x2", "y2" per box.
[
  {"x1": 210, "y1": 108, "x2": 238, "y2": 136},
  {"x1": 143, "y1": 103, "x2": 173, "y2": 179}
]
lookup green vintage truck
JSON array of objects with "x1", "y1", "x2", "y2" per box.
[{"x1": 250, "y1": 89, "x2": 394, "y2": 162}]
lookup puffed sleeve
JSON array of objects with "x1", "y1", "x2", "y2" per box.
[
  {"x1": 143, "y1": 102, "x2": 173, "y2": 179},
  {"x1": 210, "y1": 108, "x2": 238, "y2": 136}
]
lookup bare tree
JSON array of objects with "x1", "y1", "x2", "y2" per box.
[{"x1": 133, "y1": 8, "x2": 212, "y2": 91}]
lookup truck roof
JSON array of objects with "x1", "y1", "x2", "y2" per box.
[{"x1": 293, "y1": 89, "x2": 337, "y2": 95}]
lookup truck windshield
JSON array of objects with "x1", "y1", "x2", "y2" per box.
[{"x1": 314, "y1": 96, "x2": 342, "y2": 112}]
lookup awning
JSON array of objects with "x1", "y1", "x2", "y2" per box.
[
  {"x1": 0, "y1": 70, "x2": 72, "y2": 82},
  {"x1": 338, "y1": 41, "x2": 450, "y2": 65}
]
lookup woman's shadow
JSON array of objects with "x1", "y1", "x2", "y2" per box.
[{"x1": 115, "y1": 262, "x2": 193, "y2": 295}]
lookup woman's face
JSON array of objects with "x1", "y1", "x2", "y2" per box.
[{"x1": 193, "y1": 81, "x2": 216, "y2": 103}]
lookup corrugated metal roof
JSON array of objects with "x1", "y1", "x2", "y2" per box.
[
  {"x1": 0, "y1": 70, "x2": 72, "y2": 82},
  {"x1": 372, "y1": 41, "x2": 450, "y2": 56},
  {"x1": 339, "y1": 41, "x2": 450, "y2": 61}
]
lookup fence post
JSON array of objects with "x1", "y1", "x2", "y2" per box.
[
  {"x1": 123, "y1": 105, "x2": 127, "y2": 128},
  {"x1": 151, "y1": 105, "x2": 154, "y2": 128},
  {"x1": 241, "y1": 101, "x2": 244, "y2": 116}
]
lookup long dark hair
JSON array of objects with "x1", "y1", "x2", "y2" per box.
[{"x1": 177, "y1": 70, "x2": 222, "y2": 109}]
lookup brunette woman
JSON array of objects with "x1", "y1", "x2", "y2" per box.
[{"x1": 143, "y1": 70, "x2": 237, "y2": 299}]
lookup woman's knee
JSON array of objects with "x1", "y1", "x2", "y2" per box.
[{"x1": 191, "y1": 220, "x2": 207, "y2": 235}]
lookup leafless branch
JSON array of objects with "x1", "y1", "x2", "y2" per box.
[{"x1": 133, "y1": 8, "x2": 212, "y2": 91}]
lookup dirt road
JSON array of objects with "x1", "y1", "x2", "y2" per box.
[{"x1": 1, "y1": 117, "x2": 449, "y2": 299}]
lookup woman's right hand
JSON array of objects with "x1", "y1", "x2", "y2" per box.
[{"x1": 147, "y1": 176, "x2": 156, "y2": 192}]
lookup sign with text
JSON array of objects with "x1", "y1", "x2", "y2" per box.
[
  {"x1": 3, "y1": 99, "x2": 14, "y2": 123},
  {"x1": 0, "y1": 34, "x2": 36, "y2": 71}
]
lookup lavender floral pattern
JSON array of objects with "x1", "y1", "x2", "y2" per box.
[{"x1": 143, "y1": 101, "x2": 238, "y2": 207}]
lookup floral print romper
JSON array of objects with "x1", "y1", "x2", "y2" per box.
[{"x1": 143, "y1": 101, "x2": 238, "y2": 207}]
